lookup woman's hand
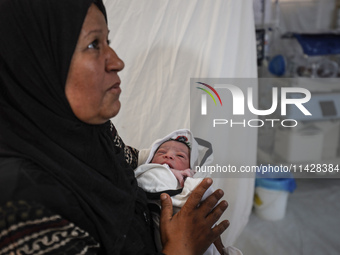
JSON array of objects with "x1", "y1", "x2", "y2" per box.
[{"x1": 160, "y1": 178, "x2": 229, "y2": 255}]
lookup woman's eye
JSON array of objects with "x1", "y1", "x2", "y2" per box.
[{"x1": 88, "y1": 39, "x2": 99, "y2": 49}]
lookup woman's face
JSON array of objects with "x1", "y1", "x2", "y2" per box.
[{"x1": 65, "y1": 4, "x2": 124, "y2": 124}]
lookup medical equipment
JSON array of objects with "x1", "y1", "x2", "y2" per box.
[{"x1": 258, "y1": 78, "x2": 340, "y2": 166}]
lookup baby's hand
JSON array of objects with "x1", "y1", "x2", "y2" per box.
[
  {"x1": 170, "y1": 168, "x2": 193, "y2": 187},
  {"x1": 179, "y1": 169, "x2": 192, "y2": 187}
]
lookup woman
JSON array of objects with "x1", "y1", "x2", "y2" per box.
[{"x1": 0, "y1": 0, "x2": 230, "y2": 254}]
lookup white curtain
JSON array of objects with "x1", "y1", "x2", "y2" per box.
[{"x1": 104, "y1": 0, "x2": 257, "y2": 246}]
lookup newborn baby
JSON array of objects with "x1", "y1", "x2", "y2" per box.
[
  {"x1": 150, "y1": 136, "x2": 194, "y2": 187},
  {"x1": 134, "y1": 129, "x2": 225, "y2": 254}
]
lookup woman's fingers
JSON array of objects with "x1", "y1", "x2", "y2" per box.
[
  {"x1": 200, "y1": 189, "x2": 228, "y2": 220},
  {"x1": 198, "y1": 188, "x2": 225, "y2": 216},
  {"x1": 205, "y1": 199, "x2": 229, "y2": 227},
  {"x1": 159, "y1": 179, "x2": 230, "y2": 254},
  {"x1": 159, "y1": 193, "x2": 173, "y2": 245},
  {"x1": 211, "y1": 220, "x2": 230, "y2": 237},
  {"x1": 182, "y1": 178, "x2": 228, "y2": 226},
  {"x1": 160, "y1": 193, "x2": 173, "y2": 222},
  {"x1": 183, "y1": 178, "x2": 213, "y2": 210}
]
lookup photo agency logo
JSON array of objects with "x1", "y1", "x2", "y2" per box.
[
  {"x1": 195, "y1": 80, "x2": 312, "y2": 128},
  {"x1": 196, "y1": 82, "x2": 223, "y2": 114}
]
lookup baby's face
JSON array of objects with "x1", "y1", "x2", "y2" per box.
[{"x1": 151, "y1": 140, "x2": 190, "y2": 170}]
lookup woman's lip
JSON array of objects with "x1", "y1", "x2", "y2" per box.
[
  {"x1": 107, "y1": 82, "x2": 121, "y2": 92},
  {"x1": 112, "y1": 82, "x2": 120, "y2": 88}
]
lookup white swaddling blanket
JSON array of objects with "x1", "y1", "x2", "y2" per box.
[{"x1": 135, "y1": 163, "x2": 242, "y2": 255}]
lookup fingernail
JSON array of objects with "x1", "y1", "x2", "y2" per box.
[
  {"x1": 160, "y1": 194, "x2": 167, "y2": 200},
  {"x1": 222, "y1": 200, "x2": 228, "y2": 209},
  {"x1": 206, "y1": 178, "x2": 212, "y2": 184}
]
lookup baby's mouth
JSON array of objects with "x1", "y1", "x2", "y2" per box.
[{"x1": 164, "y1": 162, "x2": 174, "y2": 169}]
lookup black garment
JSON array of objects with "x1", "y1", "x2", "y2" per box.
[
  {"x1": 0, "y1": 0, "x2": 157, "y2": 253},
  {"x1": 0, "y1": 156, "x2": 157, "y2": 255}
]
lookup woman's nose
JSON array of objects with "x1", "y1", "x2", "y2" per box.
[{"x1": 105, "y1": 47, "x2": 125, "y2": 72}]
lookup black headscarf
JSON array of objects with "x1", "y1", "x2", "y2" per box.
[{"x1": 0, "y1": 0, "x2": 141, "y2": 253}]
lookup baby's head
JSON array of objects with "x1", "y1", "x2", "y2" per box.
[
  {"x1": 145, "y1": 129, "x2": 200, "y2": 171},
  {"x1": 151, "y1": 137, "x2": 190, "y2": 170}
]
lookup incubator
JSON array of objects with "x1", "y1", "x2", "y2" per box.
[
  {"x1": 258, "y1": 31, "x2": 340, "y2": 168},
  {"x1": 258, "y1": 78, "x2": 340, "y2": 168}
]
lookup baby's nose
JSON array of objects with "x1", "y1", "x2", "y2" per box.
[{"x1": 164, "y1": 153, "x2": 174, "y2": 159}]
